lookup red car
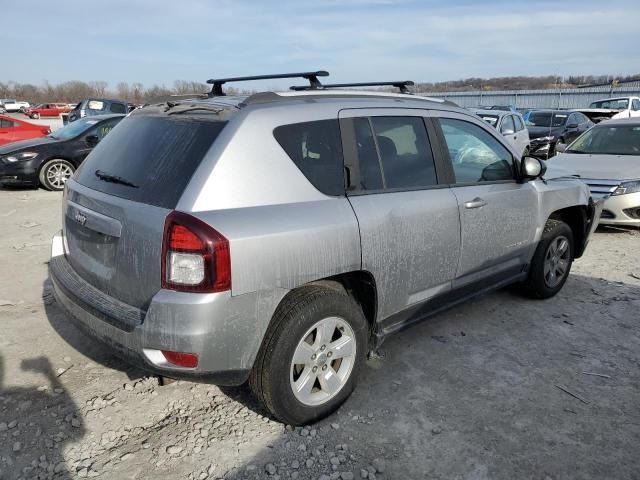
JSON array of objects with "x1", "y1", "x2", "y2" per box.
[
  {"x1": 0, "y1": 115, "x2": 51, "y2": 146},
  {"x1": 24, "y1": 103, "x2": 71, "y2": 119}
]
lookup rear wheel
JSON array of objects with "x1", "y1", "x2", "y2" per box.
[
  {"x1": 250, "y1": 286, "x2": 368, "y2": 425},
  {"x1": 520, "y1": 219, "x2": 574, "y2": 298},
  {"x1": 39, "y1": 159, "x2": 74, "y2": 191}
]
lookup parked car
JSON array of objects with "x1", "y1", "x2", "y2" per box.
[
  {"x1": 0, "y1": 114, "x2": 50, "y2": 146},
  {"x1": 525, "y1": 110, "x2": 593, "y2": 158},
  {"x1": 485, "y1": 105, "x2": 518, "y2": 112},
  {"x1": 65, "y1": 98, "x2": 128, "y2": 123},
  {"x1": 577, "y1": 96, "x2": 640, "y2": 123},
  {"x1": 553, "y1": 118, "x2": 640, "y2": 226},
  {"x1": 473, "y1": 109, "x2": 530, "y2": 157},
  {"x1": 24, "y1": 103, "x2": 72, "y2": 119},
  {"x1": 48, "y1": 72, "x2": 601, "y2": 425},
  {"x1": 0, "y1": 99, "x2": 31, "y2": 112},
  {"x1": 0, "y1": 114, "x2": 123, "y2": 190}
]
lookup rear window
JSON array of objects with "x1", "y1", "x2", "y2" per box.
[
  {"x1": 74, "y1": 115, "x2": 226, "y2": 208},
  {"x1": 273, "y1": 119, "x2": 344, "y2": 196}
]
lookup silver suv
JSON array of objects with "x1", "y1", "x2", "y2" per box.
[{"x1": 50, "y1": 71, "x2": 601, "y2": 425}]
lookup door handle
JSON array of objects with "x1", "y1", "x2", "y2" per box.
[{"x1": 464, "y1": 197, "x2": 487, "y2": 209}]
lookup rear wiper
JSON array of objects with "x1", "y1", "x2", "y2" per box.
[
  {"x1": 167, "y1": 106, "x2": 224, "y2": 115},
  {"x1": 94, "y1": 170, "x2": 139, "y2": 188}
]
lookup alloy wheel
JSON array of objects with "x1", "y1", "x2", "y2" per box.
[
  {"x1": 543, "y1": 235, "x2": 570, "y2": 288},
  {"x1": 289, "y1": 316, "x2": 356, "y2": 406},
  {"x1": 46, "y1": 162, "x2": 73, "y2": 189}
]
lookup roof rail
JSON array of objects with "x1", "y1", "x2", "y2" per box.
[
  {"x1": 206, "y1": 70, "x2": 329, "y2": 96},
  {"x1": 290, "y1": 80, "x2": 415, "y2": 94}
]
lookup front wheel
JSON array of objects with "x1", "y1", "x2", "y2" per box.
[
  {"x1": 38, "y1": 159, "x2": 75, "y2": 191},
  {"x1": 520, "y1": 219, "x2": 574, "y2": 299},
  {"x1": 31, "y1": 112, "x2": 40, "y2": 119},
  {"x1": 250, "y1": 286, "x2": 368, "y2": 425}
]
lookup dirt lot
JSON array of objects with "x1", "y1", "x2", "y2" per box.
[{"x1": 0, "y1": 187, "x2": 639, "y2": 480}]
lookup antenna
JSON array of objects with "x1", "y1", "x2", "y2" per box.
[
  {"x1": 290, "y1": 80, "x2": 414, "y2": 94},
  {"x1": 206, "y1": 71, "x2": 329, "y2": 97}
]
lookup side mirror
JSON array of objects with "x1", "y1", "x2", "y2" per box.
[
  {"x1": 521, "y1": 156, "x2": 547, "y2": 180},
  {"x1": 501, "y1": 128, "x2": 515, "y2": 135},
  {"x1": 555, "y1": 142, "x2": 567, "y2": 153},
  {"x1": 566, "y1": 123, "x2": 578, "y2": 129},
  {"x1": 85, "y1": 135, "x2": 100, "y2": 147}
]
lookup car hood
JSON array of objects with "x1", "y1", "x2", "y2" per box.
[
  {"x1": 551, "y1": 153, "x2": 640, "y2": 180},
  {"x1": 0, "y1": 136, "x2": 59, "y2": 155},
  {"x1": 528, "y1": 126, "x2": 564, "y2": 140}
]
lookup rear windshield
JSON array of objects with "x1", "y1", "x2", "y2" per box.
[{"x1": 74, "y1": 115, "x2": 226, "y2": 208}]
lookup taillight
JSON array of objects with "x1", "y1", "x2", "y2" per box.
[{"x1": 161, "y1": 211, "x2": 230, "y2": 293}]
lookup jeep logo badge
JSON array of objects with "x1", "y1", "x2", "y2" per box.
[{"x1": 74, "y1": 211, "x2": 87, "y2": 226}]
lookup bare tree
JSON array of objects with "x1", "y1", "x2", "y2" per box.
[{"x1": 90, "y1": 81, "x2": 108, "y2": 96}]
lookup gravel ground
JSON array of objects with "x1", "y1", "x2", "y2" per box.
[{"x1": 0, "y1": 187, "x2": 639, "y2": 480}]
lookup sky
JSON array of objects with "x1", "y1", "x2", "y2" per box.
[{"x1": 3, "y1": 0, "x2": 640, "y2": 90}]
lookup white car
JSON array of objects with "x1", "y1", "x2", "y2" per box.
[
  {"x1": 578, "y1": 96, "x2": 640, "y2": 123},
  {"x1": 473, "y1": 109, "x2": 530, "y2": 157},
  {"x1": 0, "y1": 99, "x2": 31, "y2": 113}
]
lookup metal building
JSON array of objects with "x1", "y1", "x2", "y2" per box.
[{"x1": 418, "y1": 81, "x2": 640, "y2": 110}]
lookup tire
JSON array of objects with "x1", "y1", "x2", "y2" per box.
[
  {"x1": 38, "y1": 159, "x2": 75, "y2": 191},
  {"x1": 520, "y1": 219, "x2": 574, "y2": 299},
  {"x1": 31, "y1": 113, "x2": 40, "y2": 119},
  {"x1": 250, "y1": 286, "x2": 368, "y2": 425}
]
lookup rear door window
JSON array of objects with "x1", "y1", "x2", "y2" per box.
[
  {"x1": 514, "y1": 115, "x2": 525, "y2": 131},
  {"x1": 74, "y1": 115, "x2": 227, "y2": 208},
  {"x1": 500, "y1": 115, "x2": 515, "y2": 134},
  {"x1": 370, "y1": 117, "x2": 437, "y2": 189},
  {"x1": 273, "y1": 119, "x2": 344, "y2": 196}
]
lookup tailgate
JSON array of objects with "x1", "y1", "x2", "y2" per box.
[{"x1": 63, "y1": 179, "x2": 170, "y2": 310}]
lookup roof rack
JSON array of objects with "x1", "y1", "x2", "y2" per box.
[
  {"x1": 206, "y1": 70, "x2": 329, "y2": 96},
  {"x1": 289, "y1": 80, "x2": 414, "y2": 94}
]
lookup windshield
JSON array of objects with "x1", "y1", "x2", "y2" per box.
[
  {"x1": 588, "y1": 99, "x2": 629, "y2": 110},
  {"x1": 525, "y1": 112, "x2": 567, "y2": 128},
  {"x1": 50, "y1": 117, "x2": 101, "y2": 140},
  {"x1": 476, "y1": 114, "x2": 499, "y2": 127},
  {"x1": 567, "y1": 125, "x2": 640, "y2": 156}
]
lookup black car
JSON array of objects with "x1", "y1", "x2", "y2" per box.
[
  {"x1": 0, "y1": 114, "x2": 123, "y2": 191},
  {"x1": 66, "y1": 98, "x2": 129, "y2": 123},
  {"x1": 524, "y1": 110, "x2": 593, "y2": 158}
]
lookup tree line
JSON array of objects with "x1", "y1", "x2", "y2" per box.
[
  {"x1": 0, "y1": 80, "x2": 223, "y2": 104},
  {"x1": 2, "y1": 74, "x2": 639, "y2": 104}
]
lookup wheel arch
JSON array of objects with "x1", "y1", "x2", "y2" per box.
[{"x1": 548, "y1": 205, "x2": 589, "y2": 258}]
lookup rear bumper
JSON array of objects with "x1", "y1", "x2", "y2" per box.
[{"x1": 49, "y1": 231, "x2": 282, "y2": 385}]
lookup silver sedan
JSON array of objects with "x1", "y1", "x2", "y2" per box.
[{"x1": 554, "y1": 118, "x2": 640, "y2": 226}]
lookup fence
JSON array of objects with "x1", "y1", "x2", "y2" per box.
[{"x1": 417, "y1": 81, "x2": 640, "y2": 110}]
